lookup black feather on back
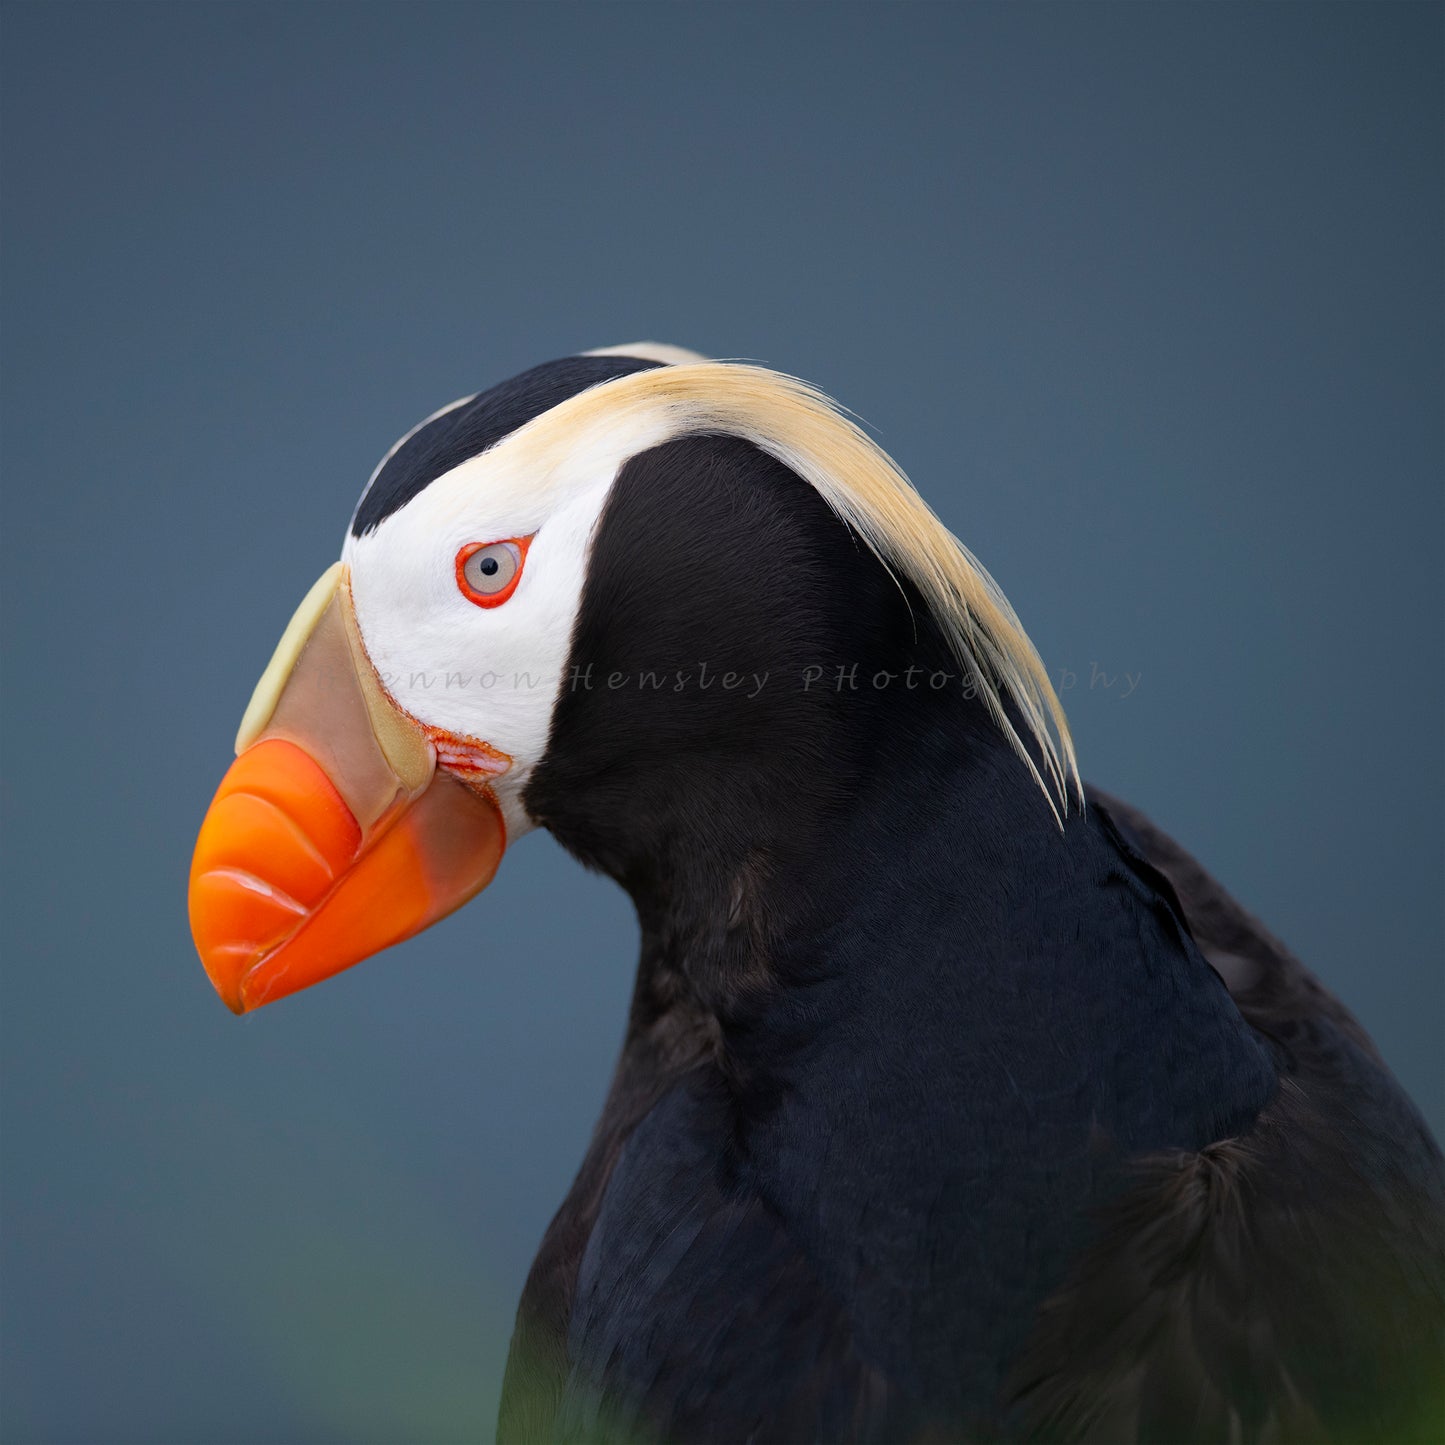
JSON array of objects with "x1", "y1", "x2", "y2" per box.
[{"x1": 1000, "y1": 792, "x2": 1445, "y2": 1445}]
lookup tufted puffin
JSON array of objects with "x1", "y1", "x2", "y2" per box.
[{"x1": 189, "y1": 344, "x2": 1444, "y2": 1443}]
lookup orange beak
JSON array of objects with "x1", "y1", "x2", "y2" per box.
[{"x1": 188, "y1": 564, "x2": 507, "y2": 1013}]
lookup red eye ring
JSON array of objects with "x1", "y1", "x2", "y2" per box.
[{"x1": 456, "y1": 536, "x2": 532, "y2": 608}]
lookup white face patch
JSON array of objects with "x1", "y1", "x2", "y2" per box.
[
  {"x1": 340, "y1": 394, "x2": 681, "y2": 840},
  {"x1": 344, "y1": 483, "x2": 602, "y2": 841}
]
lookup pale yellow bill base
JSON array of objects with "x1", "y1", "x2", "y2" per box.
[{"x1": 189, "y1": 565, "x2": 506, "y2": 1013}]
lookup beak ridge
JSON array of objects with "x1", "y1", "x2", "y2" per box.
[{"x1": 189, "y1": 567, "x2": 508, "y2": 1013}]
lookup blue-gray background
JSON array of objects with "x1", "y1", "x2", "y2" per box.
[{"x1": 2, "y1": 4, "x2": 1440, "y2": 1441}]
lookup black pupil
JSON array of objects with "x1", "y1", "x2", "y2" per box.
[{"x1": 479, "y1": 556, "x2": 500, "y2": 576}]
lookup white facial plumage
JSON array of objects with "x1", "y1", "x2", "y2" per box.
[
  {"x1": 342, "y1": 472, "x2": 608, "y2": 843},
  {"x1": 340, "y1": 346, "x2": 704, "y2": 841}
]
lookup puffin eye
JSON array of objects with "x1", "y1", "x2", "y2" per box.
[{"x1": 456, "y1": 539, "x2": 528, "y2": 608}]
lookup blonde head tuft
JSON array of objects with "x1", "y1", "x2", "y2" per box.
[{"x1": 501, "y1": 361, "x2": 1081, "y2": 821}]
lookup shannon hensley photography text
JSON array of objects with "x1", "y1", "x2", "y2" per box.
[{"x1": 380, "y1": 662, "x2": 1143, "y2": 702}]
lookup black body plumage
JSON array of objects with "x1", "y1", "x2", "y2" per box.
[{"x1": 382, "y1": 363, "x2": 1440, "y2": 1443}]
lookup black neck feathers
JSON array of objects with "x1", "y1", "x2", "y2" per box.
[
  {"x1": 524, "y1": 434, "x2": 969, "y2": 976},
  {"x1": 525, "y1": 432, "x2": 1274, "y2": 1141}
]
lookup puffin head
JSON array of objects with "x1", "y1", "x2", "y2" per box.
[{"x1": 189, "y1": 343, "x2": 1078, "y2": 1014}]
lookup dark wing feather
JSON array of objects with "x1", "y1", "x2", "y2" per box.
[{"x1": 1003, "y1": 790, "x2": 1445, "y2": 1444}]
